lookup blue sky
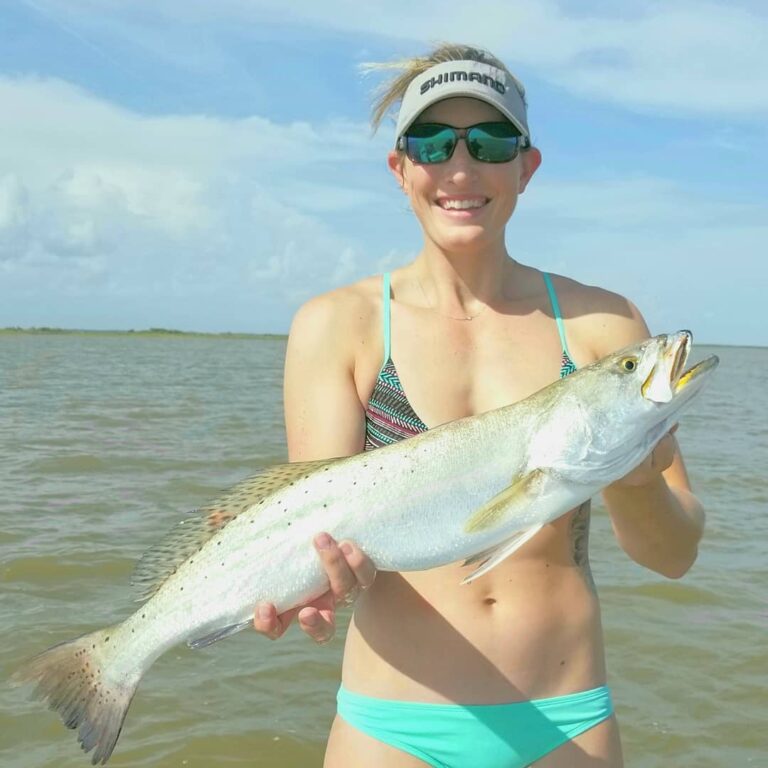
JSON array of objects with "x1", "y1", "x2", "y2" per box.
[{"x1": 1, "y1": 0, "x2": 766, "y2": 345}]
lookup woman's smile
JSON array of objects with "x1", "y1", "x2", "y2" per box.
[{"x1": 435, "y1": 195, "x2": 491, "y2": 218}]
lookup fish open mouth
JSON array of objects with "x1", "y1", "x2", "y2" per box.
[
  {"x1": 670, "y1": 331, "x2": 690, "y2": 388},
  {"x1": 641, "y1": 331, "x2": 718, "y2": 402},
  {"x1": 675, "y1": 350, "x2": 718, "y2": 393},
  {"x1": 668, "y1": 330, "x2": 719, "y2": 393}
]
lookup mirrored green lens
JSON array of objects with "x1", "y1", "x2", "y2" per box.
[
  {"x1": 467, "y1": 124, "x2": 522, "y2": 163},
  {"x1": 404, "y1": 126, "x2": 456, "y2": 164}
]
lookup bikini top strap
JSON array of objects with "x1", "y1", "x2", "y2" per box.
[
  {"x1": 382, "y1": 272, "x2": 392, "y2": 366},
  {"x1": 542, "y1": 272, "x2": 573, "y2": 361}
]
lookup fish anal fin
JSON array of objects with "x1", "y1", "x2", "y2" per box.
[
  {"x1": 131, "y1": 457, "x2": 335, "y2": 603},
  {"x1": 461, "y1": 524, "x2": 544, "y2": 585},
  {"x1": 187, "y1": 619, "x2": 253, "y2": 650},
  {"x1": 464, "y1": 468, "x2": 547, "y2": 534}
]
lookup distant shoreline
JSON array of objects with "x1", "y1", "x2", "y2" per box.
[
  {"x1": 0, "y1": 327, "x2": 761, "y2": 349},
  {"x1": 0, "y1": 327, "x2": 287, "y2": 340}
]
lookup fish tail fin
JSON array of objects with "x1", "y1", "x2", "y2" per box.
[{"x1": 11, "y1": 624, "x2": 140, "y2": 765}]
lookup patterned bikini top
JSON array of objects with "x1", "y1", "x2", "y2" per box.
[{"x1": 363, "y1": 272, "x2": 577, "y2": 451}]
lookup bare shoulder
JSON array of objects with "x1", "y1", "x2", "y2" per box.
[
  {"x1": 284, "y1": 275, "x2": 384, "y2": 460},
  {"x1": 546, "y1": 272, "x2": 651, "y2": 362},
  {"x1": 288, "y1": 275, "x2": 382, "y2": 357}
]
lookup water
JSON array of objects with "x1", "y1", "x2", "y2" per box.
[{"x1": 1, "y1": 334, "x2": 766, "y2": 767}]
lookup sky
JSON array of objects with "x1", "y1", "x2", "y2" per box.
[{"x1": 0, "y1": 0, "x2": 766, "y2": 345}]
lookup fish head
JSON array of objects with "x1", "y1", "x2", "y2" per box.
[
  {"x1": 602, "y1": 330, "x2": 718, "y2": 414},
  {"x1": 550, "y1": 331, "x2": 718, "y2": 481}
]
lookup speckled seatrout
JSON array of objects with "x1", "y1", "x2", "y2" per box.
[{"x1": 13, "y1": 331, "x2": 717, "y2": 764}]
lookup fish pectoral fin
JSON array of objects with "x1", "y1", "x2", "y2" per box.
[
  {"x1": 461, "y1": 524, "x2": 544, "y2": 585},
  {"x1": 187, "y1": 619, "x2": 253, "y2": 650},
  {"x1": 464, "y1": 468, "x2": 548, "y2": 534}
]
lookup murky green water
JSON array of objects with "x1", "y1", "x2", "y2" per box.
[{"x1": 1, "y1": 334, "x2": 765, "y2": 767}]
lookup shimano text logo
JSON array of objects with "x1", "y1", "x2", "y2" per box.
[{"x1": 419, "y1": 70, "x2": 506, "y2": 96}]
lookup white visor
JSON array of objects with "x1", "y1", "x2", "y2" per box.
[{"x1": 394, "y1": 60, "x2": 529, "y2": 143}]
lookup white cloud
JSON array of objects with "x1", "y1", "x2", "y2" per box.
[
  {"x1": 0, "y1": 174, "x2": 28, "y2": 233},
  {"x1": 0, "y1": 76, "x2": 391, "y2": 323},
  {"x1": 0, "y1": 74, "x2": 764, "y2": 344},
  {"x1": 524, "y1": 176, "x2": 766, "y2": 230},
  {"x1": 35, "y1": 0, "x2": 768, "y2": 118}
]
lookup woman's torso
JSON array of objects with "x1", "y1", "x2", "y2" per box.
[{"x1": 337, "y1": 266, "x2": 607, "y2": 704}]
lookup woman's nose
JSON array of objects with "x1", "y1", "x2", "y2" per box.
[{"x1": 445, "y1": 139, "x2": 476, "y2": 181}]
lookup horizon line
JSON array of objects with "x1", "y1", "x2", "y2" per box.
[{"x1": 1, "y1": 326, "x2": 763, "y2": 350}]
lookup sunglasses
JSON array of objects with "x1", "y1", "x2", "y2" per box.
[{"x1": 397, "y1": 121, "x2": 529, "y2": 165}]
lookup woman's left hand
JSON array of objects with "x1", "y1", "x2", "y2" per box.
[{"x1": 610, "y1": 425, "x2": 678, "y2": 488}]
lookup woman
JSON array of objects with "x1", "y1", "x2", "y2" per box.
[{"x1": 254, "y1": 44, "x2": 705, "y2": 768}]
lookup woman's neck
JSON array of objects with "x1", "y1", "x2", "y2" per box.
[{"x1": 413, "y1": 240, "x2": 517, "y2": 315}]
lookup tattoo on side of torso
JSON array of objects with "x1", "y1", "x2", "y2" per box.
[{"x1": 570, "y1": 501, "x2": 596, "y2": 592}]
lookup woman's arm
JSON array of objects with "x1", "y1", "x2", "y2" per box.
[
  {"x1": 603, "y1": 432, "x2": 705, "y2": 578},
  {"x1": 586, "y1": 292, "x2": 706, "y2": 578},
  {"x1": 253, "y1": 291, "x2": 377, "y2": 642}
]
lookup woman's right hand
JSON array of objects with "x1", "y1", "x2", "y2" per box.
[{"x1": 253, "y1": 533, "x2": 377, "y2": 644}]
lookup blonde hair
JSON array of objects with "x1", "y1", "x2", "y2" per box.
[{"x1": 361, "y1": 42, "x2": 527, "y2": 135}]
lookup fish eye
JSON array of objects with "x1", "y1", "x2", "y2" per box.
[{"x1": 620, "y1": 357, "x2": 638, "y2": 372}]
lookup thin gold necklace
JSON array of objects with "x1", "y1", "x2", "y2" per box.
[{"x1": 415, "y1": 277, "x2": 490, "y2": 321}]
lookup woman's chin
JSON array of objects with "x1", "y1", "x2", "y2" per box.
[{"x1": 430, "y1": 227, "x2": 497, "y2": 254}]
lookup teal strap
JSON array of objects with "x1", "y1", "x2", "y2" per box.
[
  {"x1": 382, "y1": 272, "x2": 391, "y2": 366},
  {"x1": 542, "y1": 272, "x2": 572, "y2": 360}
]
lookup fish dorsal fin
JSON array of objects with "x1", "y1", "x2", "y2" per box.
[
  {"x1": 131, "y1": 458, "x2": 333, "y2": 602},
  {"x1": 461, "y1": 524, "x2": 544, "y2": 585}
]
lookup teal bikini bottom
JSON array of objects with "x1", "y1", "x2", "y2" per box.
[{"x1": 336, "y1": 684, "x2": 613, "y2": 768}]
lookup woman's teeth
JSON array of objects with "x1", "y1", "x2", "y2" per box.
[{"x1": 439, "y1": 199, "x2": 487, "y2": 210}]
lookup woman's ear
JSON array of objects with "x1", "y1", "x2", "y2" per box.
[
  {"x1": 518, "y1": 147, "x2": 542, "y2": 194},
  {"x1": 388, "y1": 150, "x2": 407, "y2": 192}
]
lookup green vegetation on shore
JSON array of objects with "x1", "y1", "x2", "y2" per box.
[
  {"x1": 0, "y1": 327, "x2": 758, "y2": 349},
  {"x1": 0, "y1": 327, "x2": 286, "y2": 340}
]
